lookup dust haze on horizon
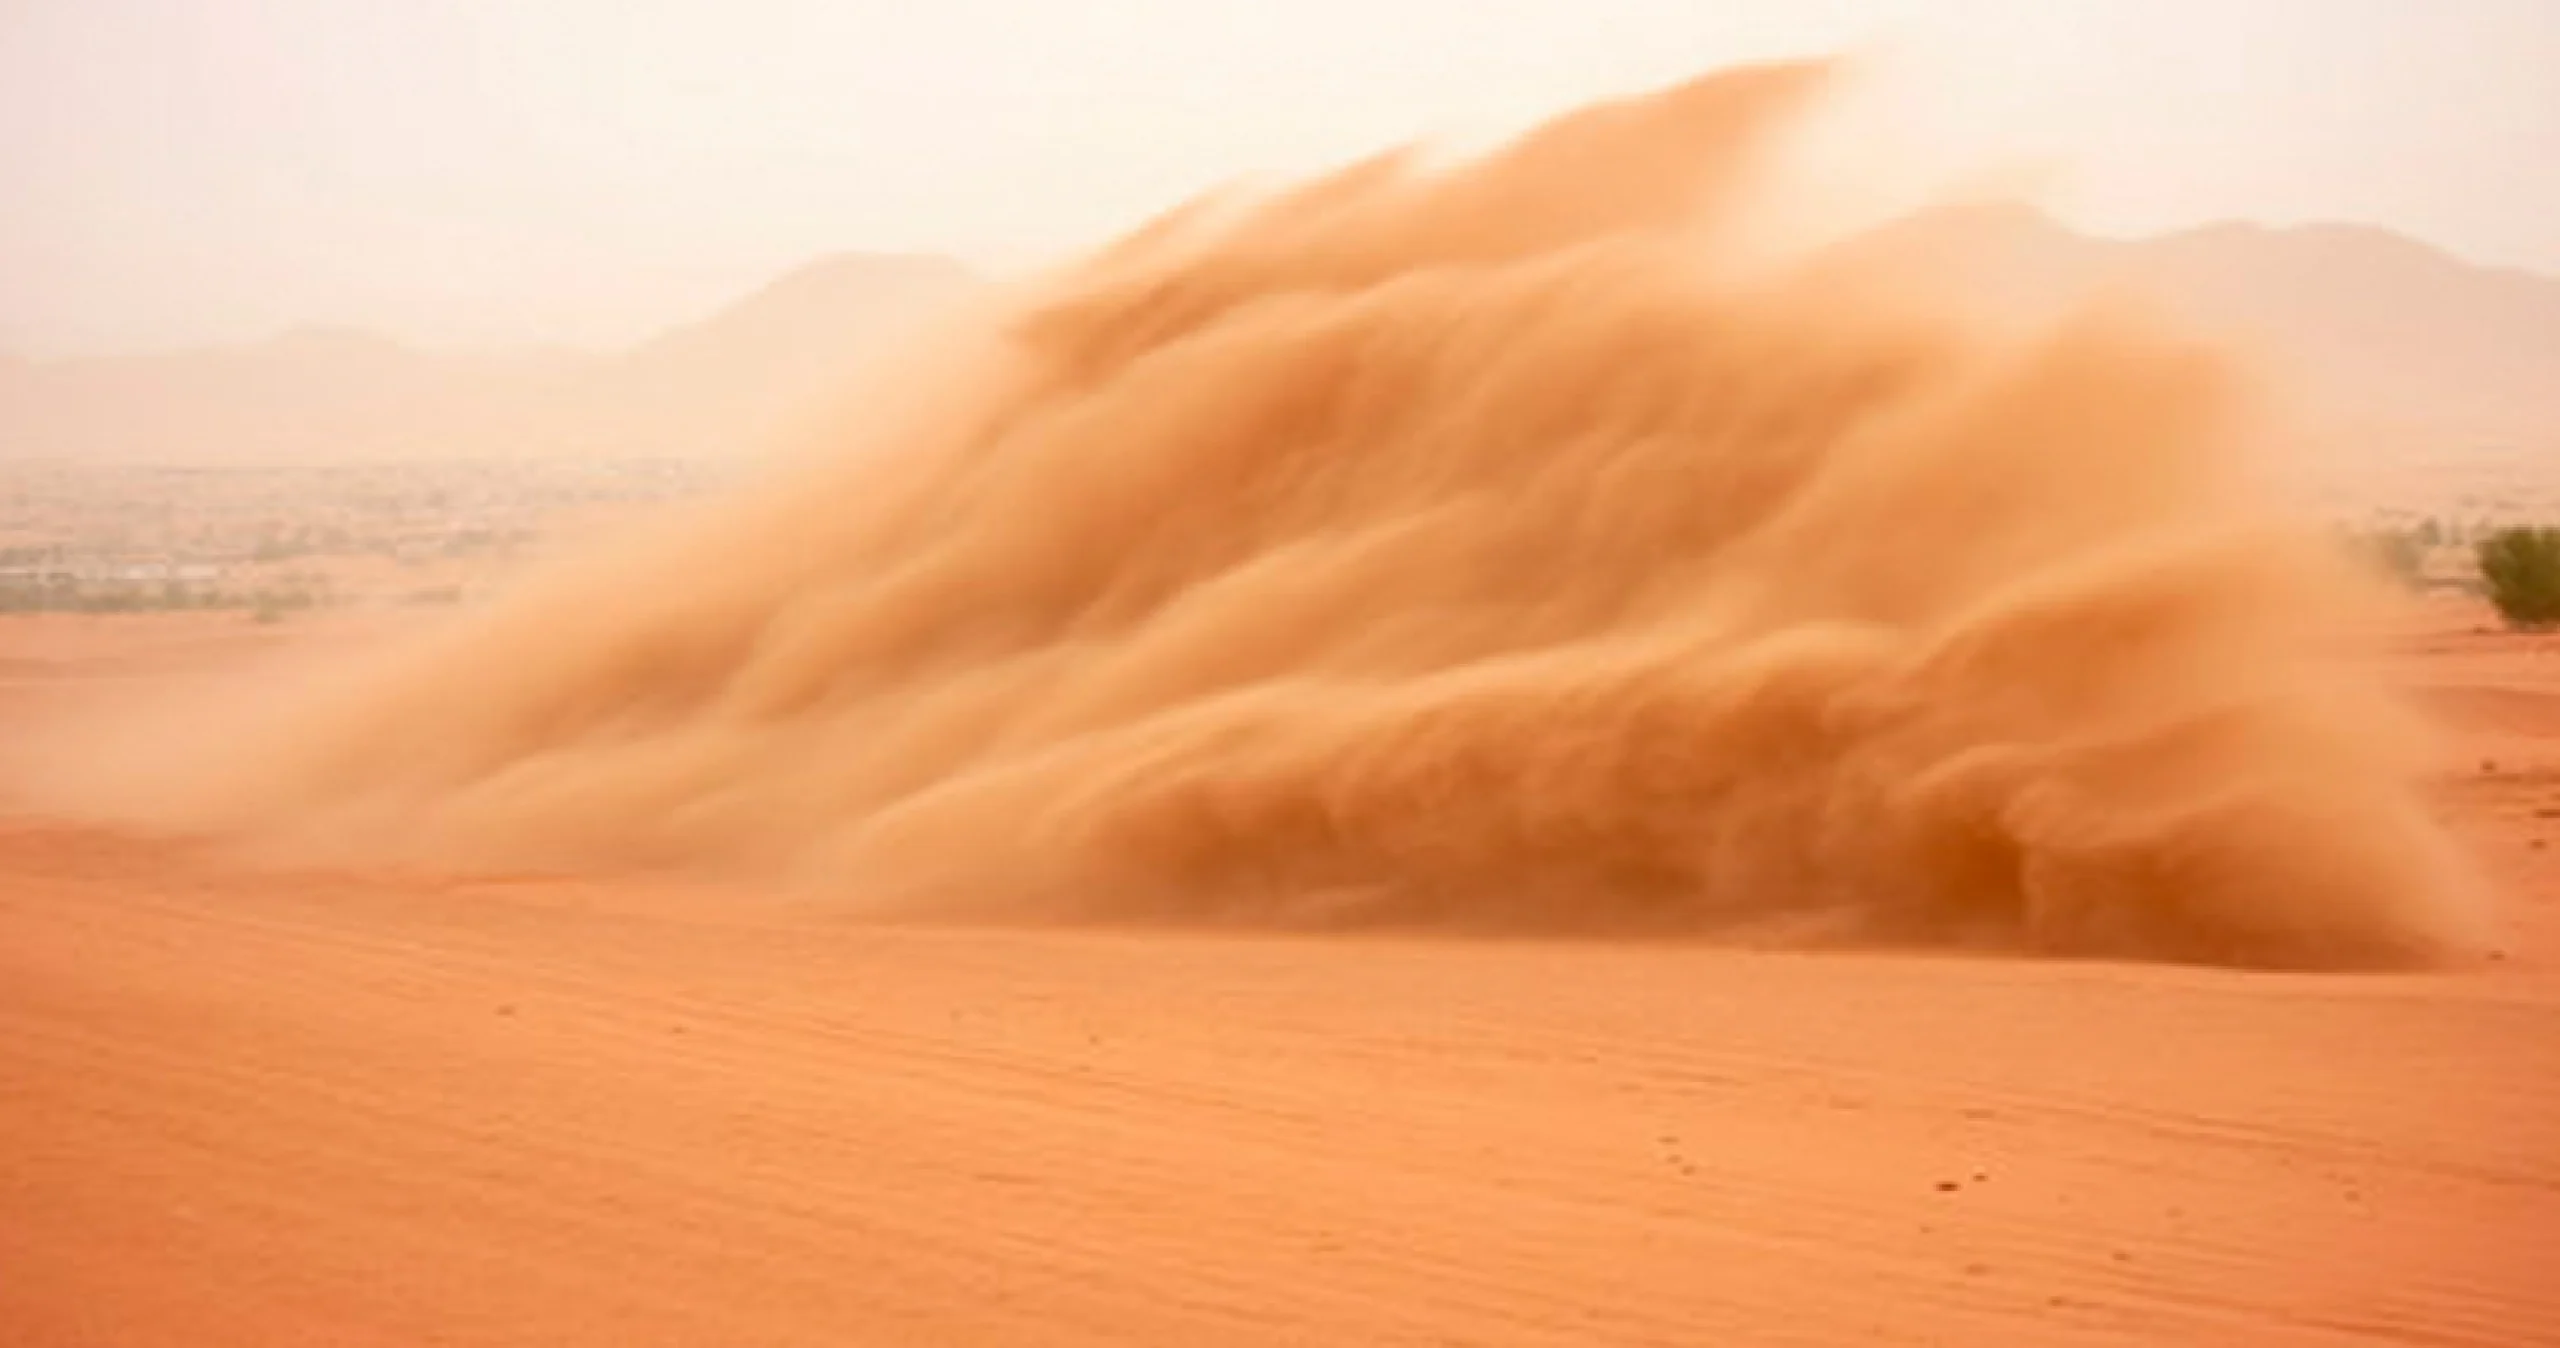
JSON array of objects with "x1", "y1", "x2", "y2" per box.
[
  {"x1": 2, "y1": 0, "x2": 2557, "y2": 357},
  {"x1": 29, "y1": 62, "x2": 2493, "y2": 970}
]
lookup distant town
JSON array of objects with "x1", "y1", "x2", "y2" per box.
[{"x1": 0, "y1": 457, "x2": 729, "y2": 617}]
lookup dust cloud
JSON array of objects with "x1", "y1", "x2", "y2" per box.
[{"x1": 54, "y1": 61, "x2": 2488, "y2": 967}]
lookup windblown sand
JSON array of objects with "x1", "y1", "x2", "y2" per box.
[
  {"x1": 24, "y1": 64, "x2": 2487, "y2": 966},
  {"x1": 3, "y1": 61, "x2": 2551, "y2": 1347},
  {"x1": 1, "y1": 599, "x2": 2556, "y2": 1345}
]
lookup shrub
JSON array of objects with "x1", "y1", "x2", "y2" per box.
[{"x1": 2477, "y1": 526, "x2": 2560, "y2": 630}]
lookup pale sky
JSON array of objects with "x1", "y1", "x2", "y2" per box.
[{"x1": 3, "y1": 0, "x2": 2555, "y2": 356}]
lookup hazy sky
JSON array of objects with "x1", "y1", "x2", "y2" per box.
[{"x1": 4, "y1": 0, "x2": 2555, "y2": 356}]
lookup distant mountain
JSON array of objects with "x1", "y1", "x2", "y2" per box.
[
  {"x1": 1, "y1": 224, "x2": 2553, "y2": 486},
  {"x1": 596, "y1": 253, "x2": 981, "y2": 457},
  {"x1": 2139, "y1": 221, "x2": 2560, "y2": 454},
  {"x1": 0, "y1": 252, "x2": 978, "y2": 465},
  {"x1": 1840, "y1": 203, "x2": 2560, "y2": 467}
]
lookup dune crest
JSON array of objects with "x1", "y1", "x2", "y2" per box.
[{"x1": 68, "y1": 62, "x2": 2485, "y2": 966}]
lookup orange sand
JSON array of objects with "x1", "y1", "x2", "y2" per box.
[
  {"x1": 5, "y1": 60, "x2": 2554, "y2": 1345},
  {"x1": 0, "y1": 603, "x2": 2556, "y2": 1345},
  {"x1": 24, "y1": 65, "x2": 2486, "y2": 967}
]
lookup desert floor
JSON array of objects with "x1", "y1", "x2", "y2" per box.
[{"x1": 3, "y1": 604, "x2": 2556, "y2": 1346}]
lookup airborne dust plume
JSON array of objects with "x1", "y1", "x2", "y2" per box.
[{"x1": 58, "y1": 62, "x2": 2488, "y2": 966}]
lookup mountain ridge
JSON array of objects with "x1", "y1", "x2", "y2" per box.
[
  {"x1": 3, "y1": 219, "x2": 2554, "y2": 473},
  {"x1": 0, "y1": 252, "x2": 982, "y2": 465}
]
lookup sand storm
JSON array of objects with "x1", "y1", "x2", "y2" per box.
[{"x1": 48, "y1": 62, "x2": 2487, "y2": 967}]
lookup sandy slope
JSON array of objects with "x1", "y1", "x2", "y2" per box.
[{"x1": 3, "y1": 609, "x2": 2558, "y2": 1347}]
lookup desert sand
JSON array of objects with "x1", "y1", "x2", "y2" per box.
[
  {"x1": 7, "y1": 61, "x2": 2560, "y2": 1346},
  {"x1": 1, "y1": 602, "x2": 2556, "y2": 1346}
]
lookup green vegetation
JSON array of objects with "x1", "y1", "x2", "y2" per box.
[{"x1": 2477, "y1": 526, "x2": 2560, "y2": 630}]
